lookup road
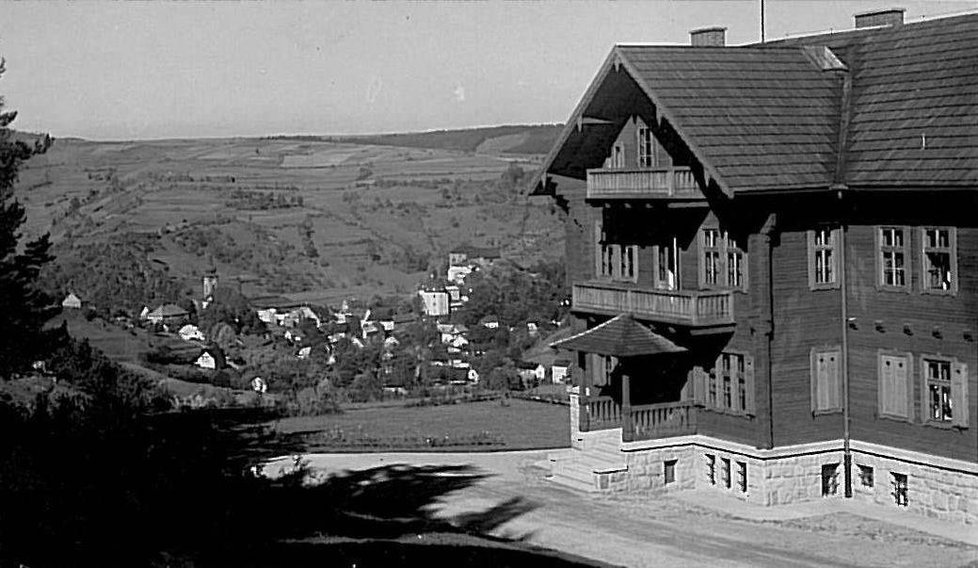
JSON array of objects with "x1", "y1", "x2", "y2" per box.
[{"x1": 271, "y1": 451, "x2": 978, "y2": 568}]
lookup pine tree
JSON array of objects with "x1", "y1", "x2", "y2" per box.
[{"x1": 0, "y1": 58, "x2": 57, "y2": 378}]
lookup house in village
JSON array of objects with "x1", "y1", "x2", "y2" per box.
[
  {"x1": 446, "y1": 246, "x2": 501, "y2": 285},
  {"x1": 535, "y1": 10, "x2": 978, "y2": 524},
  {"x1": 194, "y1": 347, "x2": 226, "y2": 371},
  {"x1": 418, "y1": 286, "x2": 450, "y2": 317},
  {"x1": 551, "y1": 358, "x2": 572, "y2": 384},
  {"x1": 178, "y1": 324, "x2": 205, "y2": 342},
  {"x1": 62, "y1": 293, "x2": 82, "y2": 310},
  {"x1": 145, "y1": 304, "x2": 189, "y2": 326}
]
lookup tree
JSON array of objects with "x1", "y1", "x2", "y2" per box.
[{"x1": 0, "y1": 59, "x2": 57, "y2": 378}]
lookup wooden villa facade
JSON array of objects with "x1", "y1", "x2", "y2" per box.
[{"x1": 535, "y1": 10, "x2": 978, "y2": 524}]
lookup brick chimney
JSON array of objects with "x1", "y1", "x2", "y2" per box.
[
  {"x1": 854, "y1": 8, "x2": 905, "y2": 28},
  {"x1": 690, "y1": 27, "x2": 726, "y2": 47}
]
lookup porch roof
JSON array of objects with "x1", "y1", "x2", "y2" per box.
[{"x1": 551, "y1": 314, "x2": 686, "y2": 358}]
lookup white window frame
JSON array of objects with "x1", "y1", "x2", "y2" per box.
[{"x1": 920, "y1": 227, "x2": 957, "y2": 295}]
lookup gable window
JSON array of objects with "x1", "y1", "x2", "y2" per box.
[
  {"x1": 807, "y1": 227, "x2": 840, "y2": 290},
  {"x1": 811, "y1": 347, "x2": 842, "y2": 414},
  {"x1": 921, "y1": 356, "x2": 969, "y2": 428},
  {"x1": 878, "y1": 351, "x2": 913, "y2": 421},
  {"x1": 638, "y1": 126, "x2": 656, "y2": 168},
  {"x1": 699, "y1": 228, "x2": 747, "y2": 291},
  {"x1": 705, "y1": 352, "x2": 754, "y2": 415},
  {"x1": 921, "y1": 227, "x2": 956, "y2": 294},
  {"x1": 878, "y1": 227, "x2": 909, "y2": 290}
]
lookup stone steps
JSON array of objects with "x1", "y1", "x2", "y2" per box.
[{"x1": 547, "y1": 444, "x2": 628, "y2": 493}]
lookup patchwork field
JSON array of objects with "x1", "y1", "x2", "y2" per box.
[{"x1": 15, "y1": 128, "x2": 562, "y2": 308}]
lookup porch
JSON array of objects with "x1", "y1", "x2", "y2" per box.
[{"x1": 581, "y1": 395, "x2": 697, "y2": 442}]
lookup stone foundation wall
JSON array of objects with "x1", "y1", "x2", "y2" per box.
[{"x1": 850, "y1": 449, "x2": 978, "y2": 525}]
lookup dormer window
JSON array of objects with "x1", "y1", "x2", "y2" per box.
[{"x1": 638, "y1": 125, "x2": 656, "y2": 168}]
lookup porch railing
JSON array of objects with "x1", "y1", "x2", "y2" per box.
[
  {"x1": 586, "y1": 167, "x2": 700, "y2": 200},
  {"x1": 586, "y1": 396, "x2": 622, "y2": 430},
  {"x1": 625, "y1": 401, "x2": 697, "y2": 442},
  {"x1": 573, "y1": 282, "x2": 734, "y2": 327}
]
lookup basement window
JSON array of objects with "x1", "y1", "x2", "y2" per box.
[
  {"x1": 720, "y1": 457, "x2": 731, "y2": 489},
  {"x1": 664, "y1": 459, "x2": 677, "y2": 485},
  {"x1": 857, "y1": 465, "x2": 874, "y2": 488},
  {"x1": 736, "y1": 461, "x2": 748, "y2": 493},
  {"x1": 705, "y1": 454, "x2": 716, "y2": 485},
  {"x1": 821, "y1": 463, "x2": 840, "y2": 496},
  {"x1": 892, "y1": 472, "x2": 909, "y2": 507}
]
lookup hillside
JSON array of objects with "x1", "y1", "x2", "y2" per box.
[
  {"x1": 14, "y1": 132, "x2": 564, "y2": 312},
  {"x1": 311, "y1": 124, "x2": 563, "y2": 156}
]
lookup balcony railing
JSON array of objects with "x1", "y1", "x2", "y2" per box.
[
  {"x1": 625, "y1": 401, "x2": 697, "y2": 442},
  {"x1": 572, "y1": 281, "x2": 734, "y2": 327},
  {"x1": 586, "y1": 167, "x2": 699, "y2": 200},
  {"x1": 586, "y1": 396, "x2": 622, "y2": 431}
]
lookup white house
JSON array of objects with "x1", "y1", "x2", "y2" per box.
[
  {"x1": 418, "y1": 288, "x2": 450, "y2": 317},
  {"x1": 551, "y1": 358, "x2": 571, "y2": 384},
  {"x1": 194, "y1": 350, "x2": 221, "y2": 370},
  {"x1": 178, "y1": 324, "x2": 205, "y2": 342},
  {"x1": 296, "y1": 346, "x2": 312, "y2": 360},
  {"x1": 447, "y1": 265, "x2": 473, "y2": 284},
  {"x1": 62, "y1": 293, "x2": 82, "y2": 309}
]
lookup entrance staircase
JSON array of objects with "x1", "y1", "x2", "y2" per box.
[{"x1": 546, "y1": 430, "x2": 628, "y2": 492}]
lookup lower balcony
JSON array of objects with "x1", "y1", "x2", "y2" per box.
[
  {"x1": 572, "y1": 281, "x2": 734, "y2": 329},
  {"x1": 583, "y1": 397, "x2": 697, "y2": 442}
]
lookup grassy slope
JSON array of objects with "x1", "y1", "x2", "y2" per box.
[
  {"x1": 272, "y1": 398, "x2": 569, "y2": 451},
  {"x1": 17, "y1": 132, "x2": 563, "y2": 306}
]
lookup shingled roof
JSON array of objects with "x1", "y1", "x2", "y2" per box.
[
  {"x1": 534, "y1": 12, "x2": 978, "y2": 195},
  {"x1": 551, "y1": 314, "x2": 686, "y2": 358}
]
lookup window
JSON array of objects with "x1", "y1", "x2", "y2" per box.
[
  {"x1": 654, "y1": 238, "x2": 679, "y2": 290},
  {"x1": 878, "y1": 352, "x2": 913, "y2": 420},
  {"x1": 921, "y1": 357, "x2": 969, "y2": 428},
  {"x1": 611, "y1": 142, "x2": 625, "y2": 168},
  {"x1": 821, "y1": 463, "x2": 840, "y2": 496},
  {"x1": 664, "y1": 459, "x2": 677, "y2": 485},
  {"x1": 705, "y1": 353, "x2": 754, "y2": 414},
  {"x1": 858, "y1": 465, "x2": 874, "y2": 488},
  {"x1": 596, "y1": 222, "x2": 638, "y2": 283},
  {"x1": 811, "y1": 347, "x2": 842, "y2": 414},
  {"x1": 589, "y1": 353, "x2": 618, "y2": 387},
  {"x1": 699, "y1": 228, "x2": 747, "y2": 290},
  {"x1": 807, "y1": 227, "x2": 840, "y2": 289},
  {"x1": 705, "y1": 454, "x2": 716, "y2": 485},
  {"x1": 878, "y1": 227, "x2": 909, "y2": 290},
  {"x1": 736, "y1": 462, "x2": 748, "y2": 493},
  {"x1": 891, "y1": 472, "x2": 908, "y2": 507},
  {"x1": 720, "y1": 457, "x2": 731, "y2": 489},
  {"x1": 921, "y1": 227, "x2": 956, "y2": 294},
  {"x1": 638, "y1": 126, "x2": 656, "y2": 168}
]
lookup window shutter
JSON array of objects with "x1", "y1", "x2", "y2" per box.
[
  {"x1": 827, "y1": 351, "x2": 841, "y2": 410},
  {"x1": 810, "y1": 348, "x2": 819, "y2": 413},
  {"x1": 879, "y1": 353, "x2": 898, "y2": 417},
  {"x1": 594, "y1": 221, "x2": 603, "y2": 278},
  {"x1": 952, "y1": 361, "x2": 969, "y2": 428},
  {"x1": 693, "y1": 366, "x2": 706, "y2": 405},
  {"x1": 745, "y1": 355, "x2": 756, "y2": 415},
  {"x1": 883, "y1": 355, "x2": 910, "y2": 419},
  {"x1": 903, "y1": 355, "x2": 914, "y2": 421},
  {"x1": 697, "y1": 230, "x2": 706, "y2": 288},
  {"x1": 806, "y1": 230, "x2": 816, "y2": 290}
]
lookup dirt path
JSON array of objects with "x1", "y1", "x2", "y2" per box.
[{"x1": 286, "y1": 451, "x2": 978, "y2": 568}]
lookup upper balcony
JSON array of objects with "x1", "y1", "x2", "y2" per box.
[
  {"x1": 586, "y1": 167, "x2": 701, "y2": 201},
  {"x1": 572, "y1": 281, "x2": 734, "y2": 329}
]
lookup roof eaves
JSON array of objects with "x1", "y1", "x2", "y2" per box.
[{"x1": 528, "y1": 49, "x2": 620, "y2": 196}]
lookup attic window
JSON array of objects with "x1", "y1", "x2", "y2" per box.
[{"x1": 803, "y1": 46, "x2": 847, "y2": 72}]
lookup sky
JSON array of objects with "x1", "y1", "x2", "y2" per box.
[{"x1": 0, "y1": 0, "x2": 974, "y2": 140}]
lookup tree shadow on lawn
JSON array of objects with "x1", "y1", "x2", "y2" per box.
[{"x1": 1, "y1": 405, "x2": 594, "y2": 567}]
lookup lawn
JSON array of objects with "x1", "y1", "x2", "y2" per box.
[{"x1": 271, "y1": 398, "x2": 570, "y2": 452}]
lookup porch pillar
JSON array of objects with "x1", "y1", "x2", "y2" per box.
[{"x1": 621, "y1": 372, "x2": 633, "y2": 442}]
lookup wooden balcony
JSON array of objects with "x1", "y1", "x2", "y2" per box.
[
  {"x1": 572, "y1": 281, "x2": 734, "y2": 328},
  {"x1": 625, "y1": 401, "x2": 697, "y2": 442},
  {"x1": 586, "y1": 167, "x2": 700, "y2": 200}
]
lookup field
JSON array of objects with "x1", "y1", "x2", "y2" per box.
[
  {"x1": 15, "y1": 126, "x2": 563, "y2": 308},
  {"x1": 272, "y1": 398, "x2": 570, "y2": 452}
]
